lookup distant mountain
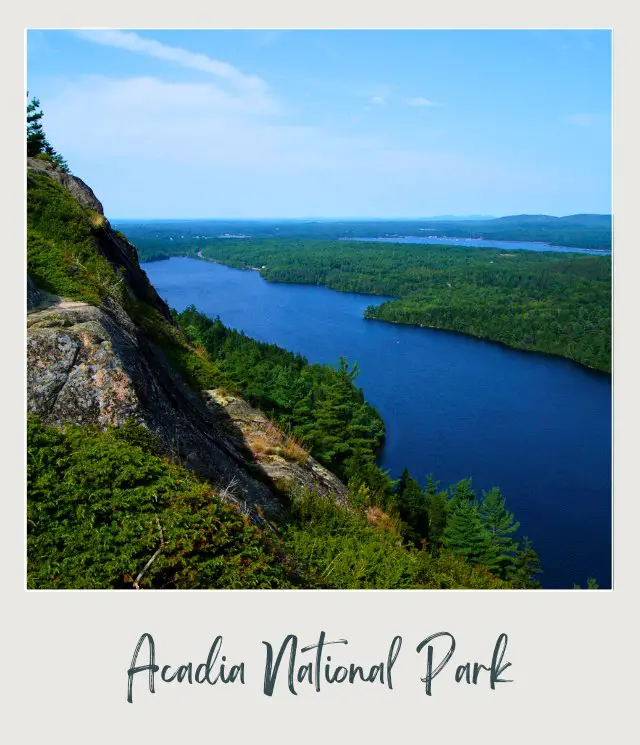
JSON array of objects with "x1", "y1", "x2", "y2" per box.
[
  {"x1": 490, "y1": 214, "x2": 611, "y2": 228},
  {"x1": 555, "y1": 214, "x2": 612, "y2": 228},
  {"x1": 421, "y1": 215, "x2": 497, "y2": 221},
  {"x1": 490, "y1": 214, "x2": 557, "y2": 224}
]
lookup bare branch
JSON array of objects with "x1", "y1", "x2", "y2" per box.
[{"x1": 133, "y1": 513, "x2": 166, "y2": 589}]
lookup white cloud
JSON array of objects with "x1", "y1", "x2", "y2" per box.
[
  {"x1": 44, "y1": 75, "x2": 484, "y2": 184},
  {"x1": 37, "y1": 35, "x2": 535, "y2": 217},
  {"x1": 75, "y1": 30, "x2": 272, "y2": 102},
  {"x1": 406, "y1": 97, "x2": 440, "y2": 107},
  {"x1": 565, "y1": 113, "x2": 598, "y2": 127}
]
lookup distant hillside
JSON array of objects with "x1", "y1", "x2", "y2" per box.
[
  {"x1": 421, "y1": 214, "x2": 497, "y2": 221},
  {"x1": 116, "y1": 213, "x2": 612, "y2": 252},
  {"x1": 556, "y1": 214, "x2": 612, "y2": 228},
  {"x1": 491, "y1": 214, "x2": 611, "y2": 228}
]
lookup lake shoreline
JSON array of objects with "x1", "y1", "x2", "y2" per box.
[
  {"x1": 152, "y1": 253, "x2": 610, "y2": 376},
  {"x1": 142, "y1": 256, "x2": 612, "y2": 589},
  {"x1": 339, "y1": 236, "x2": 611, "y2": 255},
  {"x1": 362, "y1": 314, "x2": 611, "y2": 377}
]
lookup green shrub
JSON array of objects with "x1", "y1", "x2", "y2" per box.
[
  {"x1": 27, "y1": 172, "x2": 124, "y2": 305},
  {"x1": 281, "y1": 489, "x2": 415, "y2": 589},
  {"x1": 280, "y1": 488, "x2": 514, "y2": 589},
  {"x1": 27, "y1": 416, "x2": 291, "y2": 589}
]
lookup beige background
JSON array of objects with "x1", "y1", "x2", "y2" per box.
[{"x1": 4, "y1": 3, "x2": 636, "y2": 742}]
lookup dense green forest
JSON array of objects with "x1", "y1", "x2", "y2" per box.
[
  {"x1": 116, "y1": 213, "x2": 612, "y2": 251},
  {"x1": 28, "y1": 415, "x2": 540, "y2": 589},
  {"x1": 168, "y1": 306, "x2": 543, "y2": 588},
  {"x1": 131, "y1": 234, "x2": 611, "y2": 373},
  {"x1": 176, "y1": 306, "x2": 385, "y2": 475}
]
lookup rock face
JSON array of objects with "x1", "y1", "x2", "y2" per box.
[
  {"x1": 26, "y1": 160, "x2": 350, "y2": 523},
  {"x1": 27, "y1": 157, "x2": 170, "y2": 320},
  {"x1": 27, "y1": 157, "x2": 104, "y2": 214},
  {"x1": 205, "y1": 390, "x2": 349, "y2": 508},
  {"x1": 28, "y1": 302, "x2": 139, "y2": 429},
  {"x1": 27, "y1": 275, "x2": 43, "y2": 310},
  {"x1": 27, "y1": 298, "x2": 287, "y2": 519}
]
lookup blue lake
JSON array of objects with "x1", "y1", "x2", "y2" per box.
[
  {"x1": 343, "y1": 236, "x2": 610, "y2": 255},
  {"x1": 143, "y1": 256, "x2": 612, "y2": 589}
]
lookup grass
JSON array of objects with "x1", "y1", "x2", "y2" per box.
[
  {"x1": 245, "y1": 420, "x2": 309, "y2": 465},
  {"x1": 27, "y1": 172, "x2": 125, "y2": 306},
  {"x1": 279, "y1": 486, "x2": 513, "y2": 589}
]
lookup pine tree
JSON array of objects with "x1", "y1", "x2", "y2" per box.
[
  {"x1": 480, "y1": 486, "x2": 520, "y2": 576},
  {"x1": 425, "y1": 474, "x2": 447, "y2": 551},
  {"x1": 443, "y1": 484, "x2": 501, "y2": 573},
  {"x1": 508, "y1": 536, "x2": 542, "y2": 588},
  {"x1": 312, "y1": 358, "x2": 361, "y2": 466},
  {"x1": 344, "y1": 448, "x2": 395, "y2": 509},
  {"x1": 44, "y1": 141, "x2": 69, "y2": 172},
  {"x1": 26, "y1": 94, "x2": 70, "y2": 172},
  {"x1": 393, "y1": 469, "x2": 429, "y2": 545},
  {"x1": 26, "y1": 96, "x2": 47, "y2": 156}
]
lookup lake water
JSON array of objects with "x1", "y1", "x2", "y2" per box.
[
  {"x1": 143, "y1": 257, "x2": 612, "y2": 589},
  {"x1": 343, "y1": 236, "x2": 610, "y2": 255}
]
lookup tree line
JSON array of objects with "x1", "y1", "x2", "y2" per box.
[
  {"x1": 174, "y1": 306, "x2": 543, "y2": 588},
  {"x1": 148, "y1": 237, "x2": 611, "y2": 372}
]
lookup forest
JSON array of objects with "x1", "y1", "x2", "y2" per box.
[
  {"x1": 116, "y1": 213, "x2": 612, "y2": 251},
  {"x1": 130, "y1": 232, "x2": 611, "y2": 372},
  {"x1": 166, "y1": 306, "x2": 544, "y2": 589},
  {"x1": 28, "y1": 415, "x2": 540, "y2": 589},
  {"x1": 175, "y1": 306, "x2": 385, "y2": 475}
]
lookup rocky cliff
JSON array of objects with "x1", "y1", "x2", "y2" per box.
[{"x1": 26, "y1": 159, "x2": 347, "y2": 523}]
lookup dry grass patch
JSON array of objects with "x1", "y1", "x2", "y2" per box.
[
  {"x1": 246, "y1": 421, "x2": 309, "y2": 465},
  {"x1": 88, "y1": 211, "x2": 106, "y2": 229},
  {"x1": 366, "y1": 506, "x2": 403, "y2": 537}
]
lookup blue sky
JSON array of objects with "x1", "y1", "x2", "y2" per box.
[{"x1": 27, "y1": 29, "x2": 612, "y2": 218}]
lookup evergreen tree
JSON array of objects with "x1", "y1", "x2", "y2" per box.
[
  {"x1": 425, "y1": 474, "x2": 447, "y2": 551},
  {"x1": 480, "y1": 486, "x2": 520, "y2": 576},
  {"x1": 26, "y1": 94, "x2": 70, "y2": 172},
  {"x1": 44, "y1": 141, "x2": 70, "y2": 172},
  {"x1": 443, "y1": 484, "x2": 501, "y2": 573},
  {"x1": 344, "y1": 448, "x2": 395, "y2": 509},
  {"x1": 449, "y1": 477, "x2": 476, "y2": 503},
  {"x1": 393, "y1": 469, "x2": 430, "y2": 546},
  {"x1": 508, "y1": 536, "x2": 542, "y2": 588},
  {"x1": 27, "y1": 96, "x2": 47, "y2": 156},
  {"x1": 311, "y1": 358, "x2": 361, "y2": 466}
]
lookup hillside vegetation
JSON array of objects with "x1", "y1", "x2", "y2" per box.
[
  {"x1": 26, "y1": 99, "x2": 547, "y2": 589},
  {"x1": 133, "y1": 235, "x2": 611, "y2": 372}
]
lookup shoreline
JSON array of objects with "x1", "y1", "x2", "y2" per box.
[
  {"x1": 143, "y1": 254, "x2": 610, "y2": 376},
  {"x1": 339, "y1": 236, "x2": 611, "y2": 255}
]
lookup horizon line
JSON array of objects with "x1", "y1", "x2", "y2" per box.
[{"x1": 111, "y1": 213, "x2": 612, "y2": 222}]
